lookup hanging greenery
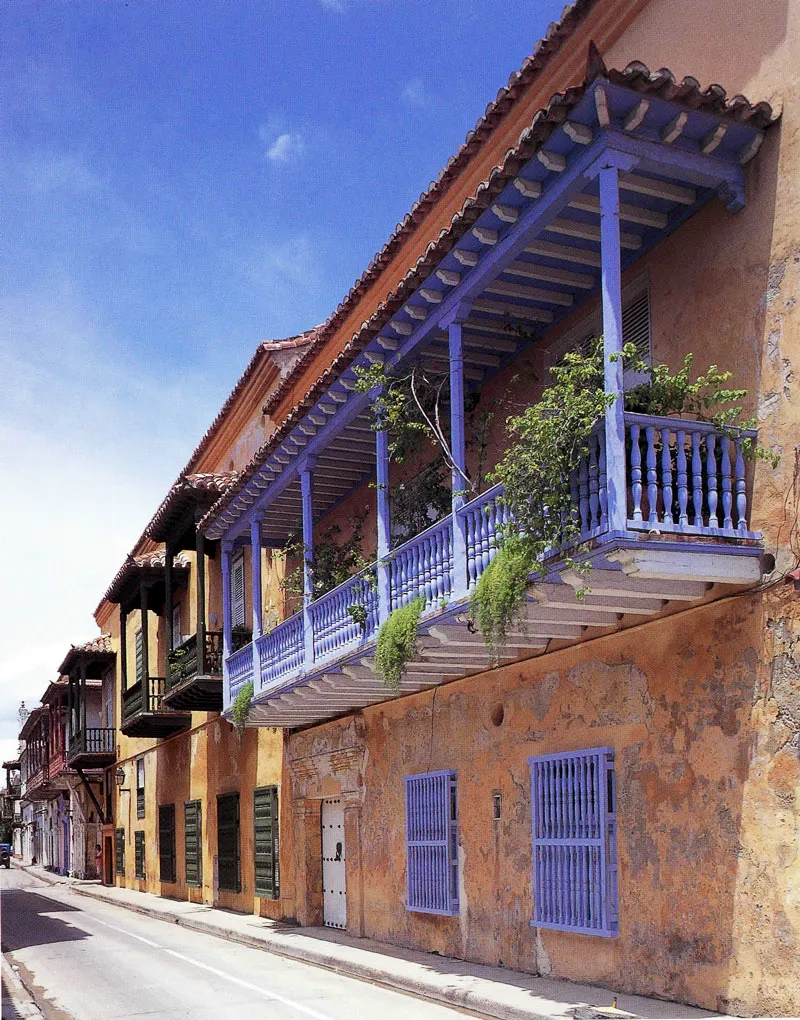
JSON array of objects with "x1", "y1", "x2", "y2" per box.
[
  {"x1": 375, "y1": 596, "x2": 425, "y2": 691},
  {"x1": 230, "y1": 681, "x2": 253, "y2": 737},
  {"x1": 470, "y1": 341, "x2": 776, "y2": 657}
]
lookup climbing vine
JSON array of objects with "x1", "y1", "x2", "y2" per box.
[
  {"x1": 375, "y1": 596, "x2": 425, "y2": 691},
  {"x1": 280, "y1": 508, "x2": 370, "y2": 603}
]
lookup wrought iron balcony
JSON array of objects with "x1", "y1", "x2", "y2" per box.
[
  {"x1": 121, "y1": 677, "x2": 191, "y2": 738},
  {"x1": 163, "y1": 630, "x2": 224, "y2": 711},
  {"x1": 226, "y1": 414, "x2": 763, "y2": 727},
  {"x1": 67, "y1": 728, "x2": 116, "y2": 768}
]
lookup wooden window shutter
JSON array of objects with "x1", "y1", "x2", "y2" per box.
[
  {"x1": 136, "y1": 758, "x2": 145, "y2": 819},
  {"x1": 135, "y1": 629, "x2": 144, "y2": 684},
  {"x1": 231, "y1": 555, "x2": 245, "y2": 629},
  {"x1": 171, "y1": 603, "x2": 182, "y2": 651},
  {"x1": 184, "y1": 800, "x2": 202, "y2": 889},
  {"x1": 115, "y1": 828, "x2": 125, "y2": 876},
  {"x1": 254, "y1": 786, "x2": 279, "y2": 899},
  {"x1": 134, "y1": 830, "x2": 145, "y2": 880},
  {"x1": 404, "y1": 770, "x2": 459, "y2": 916},
  {"x1": 217, "y1": 793, "x2": 241, "y2": 893},
  {"x1": 158, "y1": 804, "x2": 176, "y2": 884}
]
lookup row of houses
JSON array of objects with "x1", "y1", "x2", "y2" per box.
[{"x1": 10, "y1": 1, "x2": 800, "y2": 1015}]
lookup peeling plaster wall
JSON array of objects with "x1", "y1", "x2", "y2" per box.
[{"x1": 285, "y1": 594, "x2": 794, "y2": 1013}]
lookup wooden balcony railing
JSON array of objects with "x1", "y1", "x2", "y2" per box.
[
  {"x1": 122, "y1": 677, "x2": 166, "y2": 721},
  {"x1": 166, "y1": 630, "x2": 224, "y2": 693},
  {"x1": 69, "y1": 728, "x2": 115, "y2": 760},
  {"x1": 226, "y1": 414, "x2": 759, "y2": 703}
]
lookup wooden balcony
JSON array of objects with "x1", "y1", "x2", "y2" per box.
[
  {"x1": 121, "y1": 677, "x2": 191, "y2": 738},
  {"x1": 163, "y1": 630, "x2": 224, "y2": 711},
  {"x1": 67, "y1": 728, "x2": 117, "y2": 769},
  {"x1": 226, "y1": 414, "x2": 764, "y2": 727}
]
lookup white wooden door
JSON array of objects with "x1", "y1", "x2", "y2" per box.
[{"x1": 321, "y1": 798, "x2": 346, "y2": 929}]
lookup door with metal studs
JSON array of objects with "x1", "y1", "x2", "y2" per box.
[{"x1": 321, "y1": 798, "x2": 346, "y2": 929}]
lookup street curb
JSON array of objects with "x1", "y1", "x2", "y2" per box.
[{"x1": 1, "y1": 956, "x2": 45, "y2": 1019}]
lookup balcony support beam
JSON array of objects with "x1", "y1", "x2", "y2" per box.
[
  {"x1": 251, "y1": 515, "x2": 264, "y2": 683},
  {"x1": 196, "y1": 523, "x2": 206, "y2": 674},
  {"x1": 446, "y1": 309, "x2": 470, "y2": 598},
  {"x1": 598, "y1": 162, "x2": 628, "y2": 534},
  {"x1": 120, "y1": 607, "x2": 128, "y2": 693},
  {"x1": 376, "y1": 425, "x2": 391, "y2": 622},
  {"x1": 139, "y1": 579, "x2": 150, "y2": 713},
  {"x1": 221, "y1": 540, "x2": 233, "y2": 704},
  {"x1": 301, "y1": 462, "x2": 316, "y2": 666},
  {"x1": 79, "y1": 653, "x2": 87, "y2": 738}
]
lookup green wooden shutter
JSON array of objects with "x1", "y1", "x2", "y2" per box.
[
  {"x1": 231, "y1": 555, "x2": 245, "y2": 628},
  {"x1": 184, "y1": 800, "x2": 202, "y2": 888},
  {"x1": 217, "y1": 793, "x2": 240, "y2": 892},
  {"x1": 254, "y1": 786, "x2": 279, "y2": 899},
  {"x1": 135, "y1": 629, "x2": 144, "y2": 684},
  {"x1": 159, "y1": 804, "x2": 176, "y2": 883},
  {"x1": 115, "y1": 828, "x2": 125, "y2": 875},
  {"x1": 134, "y1": 830, "x2": 145, "y2": 879}
]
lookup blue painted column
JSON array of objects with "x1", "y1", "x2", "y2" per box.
[
  {"x1": 598, "y1": 164, "x2": 628, "y2": 534},
  {"x1": 448, "y1": 315, "x2": 469, "y2": 597},
  {"x1": 250, "y1": 515, "x2": 263, "y2": 688},
  {"x1": 376, "y1": 424, "x2": 391, "y2": 621},
  {"x1": 300, "y1": 462, "x2": 315, "y2": 666},
  {"x1": 221, "y1": 540, "x2": 233, "y2": 705}
]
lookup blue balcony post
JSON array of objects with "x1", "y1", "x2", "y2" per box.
[
  {"x1": 300, "y1": 461, "x2": 315, "y2": 666},
  {"x1": 598, "y1": 164, "x2": 628, "y2": 534},
  {"x1": 376, "y1": 423, "x2": 391, "y2": 621},
  {"x1": 446, "y1": 306, "x2": 470, "y2": 598},
  {"x1": 250, "y1": 514, "x2": 263, "y2": 687},
  {"x1": 221, "y1": 539, "x2": 233, "y2": 704}
]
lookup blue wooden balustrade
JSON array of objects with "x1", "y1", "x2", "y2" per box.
[{"x1": 226, "y1": 413, "x2": 758, "y2": 702}]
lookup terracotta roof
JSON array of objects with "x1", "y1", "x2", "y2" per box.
[
  {"x1": 57, "y1": 635, "x2": 115, "y2": 676},
  {"x1": 102, "y1": 550, "x2": 191, "y2": 607},
  {"x1": 202, "y1": 55, "x2": 775, "y2": 534},
  {"x1": 19, "y1": 706, "x2": 47, "y2": 741},
  {"x1": 146, "y1": 471, "x2": 240, "y2": 542},
  {"x1": 2, "y1": 761, "x2": 20, "y2": 771}
]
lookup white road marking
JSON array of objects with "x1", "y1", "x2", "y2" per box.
[{"x1": 84, "y1": 913, "x2": 338, "y2": 1020}]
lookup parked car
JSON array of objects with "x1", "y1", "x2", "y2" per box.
[{"x1": 0, "y1": 844, "x2": 11, "y2": 868}]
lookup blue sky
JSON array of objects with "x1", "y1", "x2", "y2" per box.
[{"x1": 0, "y1": 0, "x2": 568, "y2": 753}]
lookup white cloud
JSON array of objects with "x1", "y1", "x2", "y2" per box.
[
  {"x1": 264, "y1": 131, "x2": 304, "y2": 164},
  {"x1": 401, "y1": 78, "x2": 435, "y2": 110}
]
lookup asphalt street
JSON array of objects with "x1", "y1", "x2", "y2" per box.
[{"x1": 1, "y1": 870, "x2": 467, "y2": 1020}]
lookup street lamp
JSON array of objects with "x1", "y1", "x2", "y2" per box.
[{"x1": 114, "y1": 766, "x2": 126, "y2": 788}]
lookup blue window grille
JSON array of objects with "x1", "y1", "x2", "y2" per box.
[
  {"x1": 528, "y1": 747, "x2": 618, "y2": 937},
  {"x1": 404, "y1": 770, "x2": 459, "y2": 916}
]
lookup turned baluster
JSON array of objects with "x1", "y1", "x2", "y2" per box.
[
  {"x1": 579, "y1": 455, "x2": 590, "y2": 534},
  {"x1": 735, "y1": 437, "x2": 748, "y2": 533},
  {"x1": 588, "y1": 435, "x2": 600, "y2": 531},
  {"x1": 630, "y1": 423, "x2": 643, "y2": 521},
  {"x1": 598, "y1": 433, "x2": 608, "y2": 531},
  {"x1": 706, "y1": 433, "x2": 719, "y2": 528},
  {"x1": 675, "y1": 429, "x2": 688, "y2": 527},
  {"x1": 691, "y1": 431, "x2": 703, "y2": 527},
  {"x1": 720, "y1": 436, "x2": 733, "y2": 531},
  {"x1": 645, "y1": 426, "x2": 659, "y2": 527},
  {"x1": 661, "y1": 427, "x2": 674, "y2": 525}
]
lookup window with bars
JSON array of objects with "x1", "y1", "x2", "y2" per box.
[
  {"x1": 217, "y1": 793, "x2": 241, "y2": 893},
  {"x1": 231, "y1": 554, "x2": 245, "y2": 630},
  {"x1": 158, "y1": 804, "x2": 176, "y2": 884},
  {"x1": 254, "y1": 786, "x2": 280, "y2": 899},
  {"x1": 528, "y1": 747, "x2": 618, "y2": 937},
  {"x1": 134, "y1": 830, "x2": 146, "y2": 880},
  {"x1": 136, "y1": 758, "x2": 145, "y2": 819},
  {"x1": 115, "y1": 828, "x2": 125, "y2": 876},
  {"x1": 184, "y1": 800, "x2": 202, "y2": 889},
  {"x1": 555, "y1": 280, "x2": 651, "y2": 391},
  {"x1": 135, "y1": 628, "x2": 144, "y2": 684},
  {"x1": 404, "y1": 770, "x2": 459, "y2": 916}
]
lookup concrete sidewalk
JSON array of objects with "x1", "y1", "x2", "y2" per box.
[{"x1": 12, "y1": 862, "x2": 719, "y2": 1020}]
